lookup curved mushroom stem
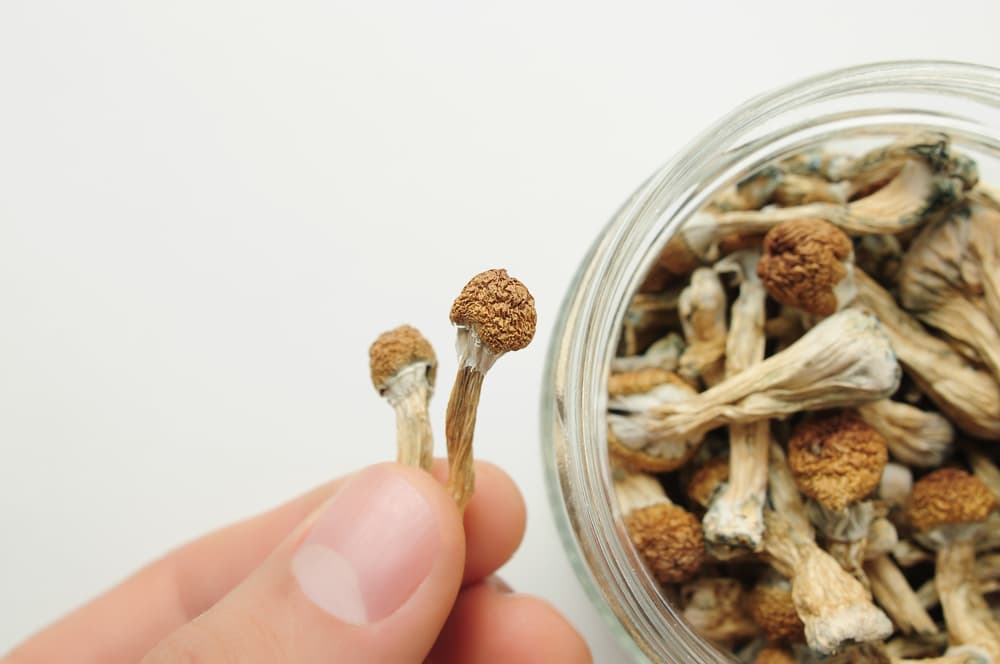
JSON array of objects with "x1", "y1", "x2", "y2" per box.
[
  {"x1": 621, "y1": 309, "x2": 900, "y2": 446},
  {"x1": 936, "y1": 541, "x2": 1000, "y2": 660},
  {"x1": 858, "y1": 400, "x2": 955, "y2": 468},
  {"x1": 445, "y1": 361, "x2": 485, "y2": 509},
  {"x1": 703, "y1": 251, "x2": 769, "y2": 556},
  {"x1": 763, "y1": 510, "x2": 892, "y2": 654},
  {"x1": 865, "y1": 554, "x2": 938, "y2": 636},
  {"x1": 854, "y1": 269, "x2": 1000, "y2": 439}
]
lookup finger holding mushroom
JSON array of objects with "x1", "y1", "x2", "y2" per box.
[
  {"x1": 613, "y1": 469, "x2": 706, "y2": 584},
  {"x1": 906, "y1": 468, "x2": 1000, "y2": 659},
  {"x1": 368, "y1": 324, "x2": 438, "y2": 470},
  {"x1": 446, "y1": 269, "x2": 536, "y2": 509}
]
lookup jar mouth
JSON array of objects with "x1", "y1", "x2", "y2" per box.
[{"x1": 540, "y1": 60, "x2": 1000, "y2": 663}]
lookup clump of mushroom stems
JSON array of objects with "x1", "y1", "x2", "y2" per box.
[
  {"x1": 611, "y1": 309, "x2": 900, "y2": 455},
  {"x1": 762, "y1": 509, "x2": 893, "y2": 654},
  {"x1": 853, "y1": 268, "x2": 1000, "y2": 439}
]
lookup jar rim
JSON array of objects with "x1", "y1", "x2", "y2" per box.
[{"x1": 541, "y1": 59, "x2": 1000, "y2": 663}]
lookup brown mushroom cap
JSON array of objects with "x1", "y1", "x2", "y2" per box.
[
  {"x1": 787, "y1": 410, "x2": 888, "y2": 511},
  {"x1": 757, "y1": 218, "x2": 854, "y2": 316},
  {"x1": 905, "y1": 468, "x2": 998, "y2": 533},
  {"x1": 687, "y1": 455, "x2": 730, "y2": 509},
  {"x1": 368, "y1": 324, "x2": 437, "y2": 393},
  {"x1": 450, "y1": 269, "x2": 537, "y2": 354},
  {"x1": 747, "y1": 582, "x2": 805, "y2": 643},
  {"x1": 624, "y1": 503, "x2": 706, "y2": 584},
  {"x1": 754, "y1": 647, "x2": 796, "y2": 664}
]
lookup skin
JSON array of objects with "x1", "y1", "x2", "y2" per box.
[{"x1": 3, "y1": 460, "x2": 590, "y2": 664}]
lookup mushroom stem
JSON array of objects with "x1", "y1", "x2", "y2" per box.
[
  {"x1": 444, "y1": 360, "x2": 485, "y2": 507},
  {"x1": 704, "y1": 251, "x2": 770, "y2": 556},
  {"x1": 858, "y1": 400, "x2": 955, "y2": 467},
  {"x1": 677, "y1": 267, "x2": 728, "y2": 388},
  {"x1": 610, "y1": 309, "x2": 900, "y2": 451},
  {"x1": 387, "y1": 366, "x2": 436, "y2": 469},
  {"x1": 854, "y1": 268, "x2": 1000, "y2": 439},
  {"x1": 936, "y1": 541, "x2": 1000, "y2": 660},
  {"x1": 864, "y1": 553, "x2": 938, "y2": 635},
  {"x1": 762, "y1": 510, "x2": 893, "y2": 654}
]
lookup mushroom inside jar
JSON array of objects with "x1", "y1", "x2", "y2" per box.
[{"x1": 607, "y1": 132, "x2": 1000, "y2": 661}]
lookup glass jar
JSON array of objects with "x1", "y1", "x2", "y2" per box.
[{"x1": 540, "y1": 60, "x2": 1000, "y2": 663}]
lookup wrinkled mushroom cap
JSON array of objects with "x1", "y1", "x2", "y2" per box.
[
  {"x1": 755, "y1": 647, "x2": 796, "y2": 664},
  {"x1": 747, "y1": 581, "x2": 805, "y2": 643},
  {"x1": 757, "y1": 218, "x2": 854, "y2": 316},
  {"x1": 787, "y1": 411, "x2": 888, "y2": 511},
  {"x1": 687, "y1": 455, "x2": 730, "y2": 508},
  {"x1": 905, "y1": 468, "x2": 997, "y2": 533},
  {"x1": 450, "y1": 269, "x2": 537, "y2": 354},
  {"x1": 368, "y1": 324, "x2": 437, "y2": 393},
  {"x1": 624, "y1": 503, "x2": 706, "y2": 584}
]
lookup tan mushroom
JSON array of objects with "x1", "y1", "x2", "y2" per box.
[
  {"x1": 787, "y1": 410, "x2": 888, "y2": 584},
  {"x1": 865, "y1": 553, "x2": 938, "y2": 636},
  {"x1": 613, "y1": 469, "x2": 706, "y2": 584},
  {"x1": 906, "y1": 469, "x2": 1000, "y2": 659},
  {"x1": 754, "y1": 647, "x2": 796, "y2": 664},
  {"x1": 611, "y1": 331, "x2": 685, "y2": 373},
  {"x1": 757, "y1": 218, "x2": 857, "y2": 317},
  {"x1": 747, "y1": 573, "x2": 805, "y2": 644},
  {"x1": 880, "y1": 462, "x2": 915, "y2": 508},
  {"x1": 686, "y1": 454, "x2": 730, "y2": 510},
  {"x1": 368, "y1": 324, "x2": 437, "y2": 470},
  {"x1": 680, "y1": 577, "x2": 760, "y2": 644}
]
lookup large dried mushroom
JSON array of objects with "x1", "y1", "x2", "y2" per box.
[{"x1": 608, "y1": 132, "x2": 1000, "y2": 661}]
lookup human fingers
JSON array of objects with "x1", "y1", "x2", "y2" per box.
[{"x1": 428, "y1": 578, "x2": 592, "y2": 664}]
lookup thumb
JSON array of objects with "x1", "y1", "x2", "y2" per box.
[{"x1": 142, "y1": 464, "x2": 466, "y2": 664}]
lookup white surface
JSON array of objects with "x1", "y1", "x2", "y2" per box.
[{"x1": 1, "y1": 2, "x2": 999, "y2": 661}]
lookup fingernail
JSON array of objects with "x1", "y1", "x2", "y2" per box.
[{"x1": 291, "y1": 466, "x2": 439, "y2": 624}]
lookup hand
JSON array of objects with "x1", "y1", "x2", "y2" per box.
[{"x1": 4, "y1": 460, "x2": 591, "y2": 663}]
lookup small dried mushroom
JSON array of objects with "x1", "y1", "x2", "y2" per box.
[{"x1": 610, "y1": 133, "x2": 1000, "y2": 662}]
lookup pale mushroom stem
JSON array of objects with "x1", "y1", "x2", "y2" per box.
[
  {"x1": 762, "y1": 510, "x2": 893, "y2": 654},
  {"x1": 864, "y1": 554, "x2": 938, "y2": 636},
  {"x1": 389, "y1": 368, "x2": 435, "y2": 470},
  {"x1": 937, "y1": 541, "x2": 1000, "y2": 660}
]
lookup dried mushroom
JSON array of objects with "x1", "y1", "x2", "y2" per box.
[{"x1": 610, "y1": 133, "x2": 1000, "y2": 662}]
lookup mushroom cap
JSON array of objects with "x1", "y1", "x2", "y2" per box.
[
  {"x1": 905, "y1": 468, "x2": 997, "y2": 533},
  {"x1": 757, "y1": 218, "x2": 854, "y2": 316},
  {"x1": 687, "y1": 455, "x2": 730, "y2": 509},
  {"x1": 748, "y1": 581, "x2": 805, "y2": 643},
  {"x1": 624, "y1": 503, "x2": 706, "y2": 584},
  {"x1": 368, "y1": 324, "x2": 437, "y2": 393},
  {"x1": 787, "y1": 410, "x2": 888, "y2": 511},
  {"x1": 450, "y1": 269, "x2": 537, "y2": 354},
  {"x1": 754, "y1": 647, "x2": 796, "y2": 664}
]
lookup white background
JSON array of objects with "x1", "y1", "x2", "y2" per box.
[{"x1": 2, "y1": 2, "x2": 999, "y2": 661}]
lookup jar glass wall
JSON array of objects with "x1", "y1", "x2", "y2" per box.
[{"x1": 540, "y1": 61, "x2": 1000, "y2": 663}]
